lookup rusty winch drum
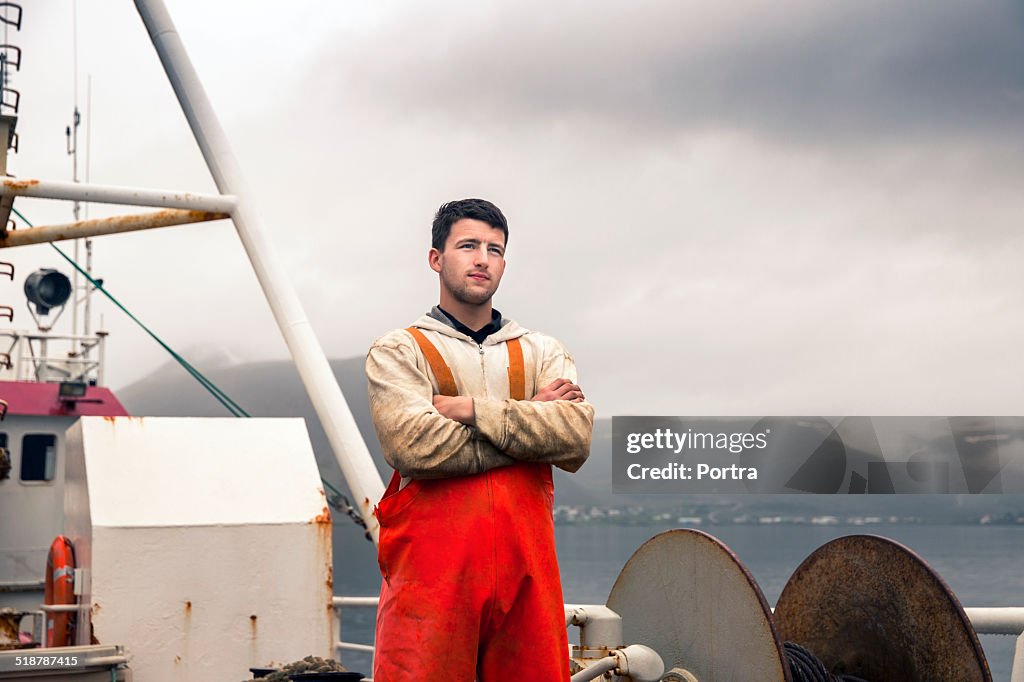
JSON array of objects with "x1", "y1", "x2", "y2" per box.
[{"x1": 774, "y1": 534, "x2": 991, "y2": 682}]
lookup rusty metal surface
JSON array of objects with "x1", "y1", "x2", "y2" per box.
[
  {"x1": 774, "y1": 534, "x2": 991, "y2": 682},
  {"x1": 0, "y1": 609, "x2": 27, "y2": 650},
  {"x1": 0, "y1": 209, "x2": 229, "y2": 248},
  {"x1": 607, "y1": 528, "x2": 790, "y2": 682}
]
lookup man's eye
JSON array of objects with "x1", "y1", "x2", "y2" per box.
[{"x1": 489, "y1": 248, "x2": 503, "y2": 255}]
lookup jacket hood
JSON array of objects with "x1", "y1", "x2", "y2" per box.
[{"x1": 412, "y1": 312, "x2": 528, "y2": 345}]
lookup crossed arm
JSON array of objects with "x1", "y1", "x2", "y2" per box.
[
  {"x1": 366, "y1": 336, "x2": 594, "y2": 479},
  {"x1": 432, "y1": 378, "x2": 585, "y2": 425}
]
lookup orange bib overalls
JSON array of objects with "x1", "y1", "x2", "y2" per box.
[{"x1": 372, "y1": 329, "x2": 570, "y2": 681}]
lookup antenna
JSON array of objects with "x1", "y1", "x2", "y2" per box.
[
  {"x1": 66, "y1": 105, "x2": 80, "y2": 338},
  {"x1": 67, "y1": 0, "x2": 81, "y2": 341},
  {"x1": 61, "y1": 0, "x2": 98, "y2": 359},
  {"x1": 84, "y1": 74, "x2": 93, "y2": 338}
]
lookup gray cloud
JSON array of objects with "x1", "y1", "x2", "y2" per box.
[
  {"x1": 11, "y1": 1, "x2": 1024, "y2": 419},
  {"x1": 321, "y1": 0, "x2": 1024, "y2": 146}
]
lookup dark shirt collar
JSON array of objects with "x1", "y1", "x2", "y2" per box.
[{"x1": 434, "y1": 305, "x2": 503, "y2": 344}]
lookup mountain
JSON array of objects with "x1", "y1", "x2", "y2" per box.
[
  {"x1": 118, "y1": 353, "x2": 1024, "y2": 522},
  {"x1": 116, "y1": 353, "x2": 607, "y2": 507}
]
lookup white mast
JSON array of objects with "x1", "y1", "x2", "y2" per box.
[{"x1": 133, "y1": 0, "x2": 385, "y2": 541}]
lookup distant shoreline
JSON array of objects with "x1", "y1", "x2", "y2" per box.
[{"x1": 553, "y1": 506, "x2": 1024, "y2": 527}]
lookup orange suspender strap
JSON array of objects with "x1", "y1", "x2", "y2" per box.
[
  {"x1": 506, "y1": 337, "x2": 526, "y2": 401},
  {"x1": 406, "y1": 327, "x2": 459, "y2": 397},
  {"x1": 405, "y1": 327, "x2": 526, "y2": 400},
  {"x1": 382, "y1": 329, "x2": 526, "y2": 498},
  {"x1": 382, "y1": 327, "x2": 461, "y2": 500}
]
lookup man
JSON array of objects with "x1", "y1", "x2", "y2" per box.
[{"x1": 366, "y1": 198, "x2": 594, "y2": 681}]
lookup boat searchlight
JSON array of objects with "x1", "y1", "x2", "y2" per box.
[{"x1": 24, "y1": 268, "x2": 72, "y2": 330}]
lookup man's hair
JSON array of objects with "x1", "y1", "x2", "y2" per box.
[{"x1": 431, "y1": 198, "x2": 509, "y2": 251}]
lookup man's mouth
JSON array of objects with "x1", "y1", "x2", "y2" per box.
[{"x1": 468, "y1": 272, "x2": 490, "y2": 282}]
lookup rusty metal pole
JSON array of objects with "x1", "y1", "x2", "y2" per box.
[
  {"x1": 134, "y1": 0, "x2": 385, "y2": 541},
  {"x1": 0, "y1": 210, "x2": 229, "y2": 248}
]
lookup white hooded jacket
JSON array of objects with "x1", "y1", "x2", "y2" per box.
[{"x1": 366, "y1": 312, "x2": 594, "y2": 480}]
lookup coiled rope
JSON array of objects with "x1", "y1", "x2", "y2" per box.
[{"x1": 784, "y1": 642, "x2": 870, "y2": 682}]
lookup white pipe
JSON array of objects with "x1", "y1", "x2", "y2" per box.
[
  {"x1": 964, "y1": 607, "x2": 1024, "y2": 635},
  {"x1": 82, "y1": 656, "x2": 128, "y2": 667},
  {"x1": 333, "y1": 596, "x2": 380, "y2": 608},
  {"x1": 565, "y1": 605, "x2": 624, "y2": 649},
  {"x1": 38, "y1": 603, "x2": 89, "y2": 612},
  {"x1": 614, "y1": 644, "x2": 665, "y2": 682},
  {"x1": 335, "y1": 642, "x2": 375, "y2": 653},
  {"x1": 569, "y1": 656, "x2": 618, "y2": 682},
  {"x1": 134, "y1": 0, "x2": 385, "y2": 540},
  {"x1": 0, "y1": 177, "x2": 236, "y2": 213},
  {"x1": 0, "y1": 580, "x2": 44, "y2": 589}
]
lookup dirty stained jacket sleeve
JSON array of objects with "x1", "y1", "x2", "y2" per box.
[
  {"x1": 366, "y1": 339, "x2": 517, "y2": 479},
  {"x1": 473, "y1": 339, "x2": 594, "y2": 473}
]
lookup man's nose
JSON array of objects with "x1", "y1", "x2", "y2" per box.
[{"x1": 473, "y1": 245, "x2": 489, "y2": 265}]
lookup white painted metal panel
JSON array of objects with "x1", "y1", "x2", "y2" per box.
[
  {"x1": 90, "y1": 523, "x2": 334, "y2": 680},
  {"x1": 62, "y1": 416, "x2": 334, "y2": 681},
  {"x1": 75, "y1": 417, "x2": 328, "y2": 527}
]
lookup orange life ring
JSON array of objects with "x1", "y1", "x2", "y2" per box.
[{"x1": 44, "y1": 535, "x2": 76, "y2": 647}]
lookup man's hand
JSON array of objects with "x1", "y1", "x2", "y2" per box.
[
  {"x1": 433, "y1": 379, "x2": 584, "y2": 426},
  {"x1": 531, "y1": 378, "x2": 585, "y2": 403},
  {"x1": 433, "y1": 395, "x2": 476, "y2": 426}
]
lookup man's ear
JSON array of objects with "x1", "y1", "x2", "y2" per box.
[{"x1": 428, "y1": 247, "x2": 442, "y2": 274}]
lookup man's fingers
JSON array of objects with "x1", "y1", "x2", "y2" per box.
[
  {"x1": 530, "y1": 379, "x2": 585, "y2": 402},
  {"x1": 553, "y1": 382, "x2": 581, "y2": 398},
  {"x1": 544, "y1": 378, "x2": 571, "y2": 392}
]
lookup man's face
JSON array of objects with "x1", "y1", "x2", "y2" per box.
[{"x1": 429, "y1": 218, "x2": 506, "y2": 306}]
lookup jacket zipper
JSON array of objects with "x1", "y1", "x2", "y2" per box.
[{"x1": 478, "y1": 343, "x2": 488, "y2": 395}]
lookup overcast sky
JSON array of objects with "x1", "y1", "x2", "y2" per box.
[{"x1": 7, "y1": 0, "x2": 1024, "y2": 417}]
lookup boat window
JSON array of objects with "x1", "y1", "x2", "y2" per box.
[{"x1": 20, "y1": 434, "x2": 56, "y2": 482}]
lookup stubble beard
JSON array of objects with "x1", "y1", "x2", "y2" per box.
[{"x1": 442, "y1": 269, "x2": 497, "y2": 306}]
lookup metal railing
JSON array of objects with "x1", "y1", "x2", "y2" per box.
[
  {"x1": 332, "y1": 596, "x2": 379, "y2": 658},
  {"x1": 0, "y1": 644, "x2": 128, "y2": 677},
  {"x1": 0, "y1": 330, "x2": 106, "y2": 384},
  {"x1": 332, "y1": 597, "x2": 1024, "y2": 680}
]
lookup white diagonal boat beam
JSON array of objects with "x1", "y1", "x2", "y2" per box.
[
  {"x1": 0, "y1": 177, "x2": 237, "y2": 212},
  {"x1": 136, "y1": 0, "x2": 386, "y2": 541},
  {"x1": 0, "y1": 209, "x2": 230, "y2": 248}
]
